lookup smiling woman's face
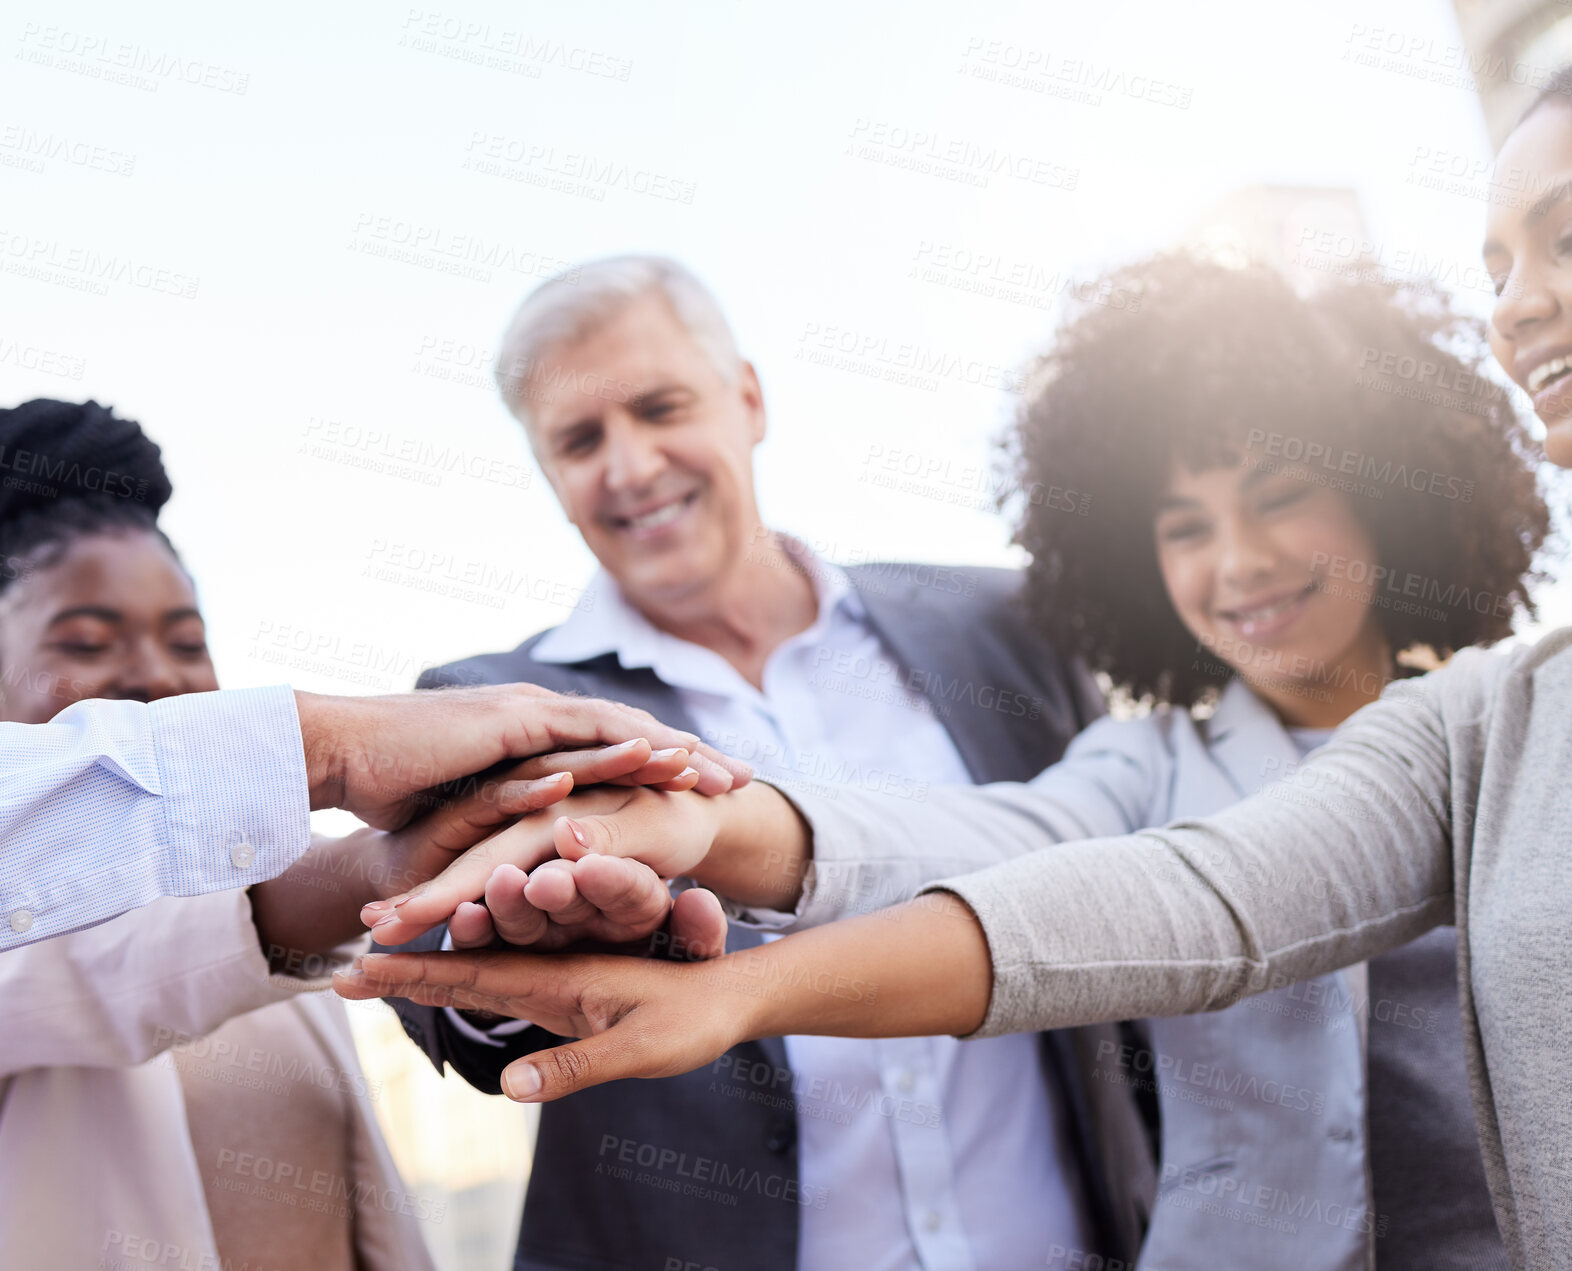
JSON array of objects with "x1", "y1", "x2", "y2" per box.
[
  {"x1": 1154, "y1": 458, "x2": 1390, "y2": 722},
  {"x1": 1485, "y1": 101, "x2": 1572, "y2": 467},
  {"x1": 0, "y1": 529, "x2": 217, "y2": 725}
]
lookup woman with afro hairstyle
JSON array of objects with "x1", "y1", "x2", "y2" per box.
[{"x1": 982, "y1": 255, "x2": 1544, "y2": 1270}]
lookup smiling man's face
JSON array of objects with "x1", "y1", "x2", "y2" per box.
[{"x1": 525, "y1": 293, "x2": 767, "y2": 611}]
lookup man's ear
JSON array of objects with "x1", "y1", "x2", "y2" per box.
[{"x1": 739, "y1": 361, "x2": 766, "y2": 445}]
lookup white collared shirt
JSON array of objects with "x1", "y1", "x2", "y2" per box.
[{"x1": 529, "y1": 550, "x2": 1095, "y2": 1271}]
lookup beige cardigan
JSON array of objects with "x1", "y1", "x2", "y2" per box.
[{"x1": 0, "y1": 888, "x2": 436, "y2": 1270}]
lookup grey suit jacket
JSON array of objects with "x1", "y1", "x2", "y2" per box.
[{"x1": 390, "y1": 562, "x2": 1155, "y2": 1271}]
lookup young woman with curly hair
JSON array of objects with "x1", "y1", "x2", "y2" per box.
[{"x1": 1006, "y1": 256, "x2": 1544, "y2": 719}]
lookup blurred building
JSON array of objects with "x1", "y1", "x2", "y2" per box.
[
  {"x1": 1183, "y1": 185, "x2": 1374, "y2": 293},
  {"x1": 1452, "y1": 0, "x2": 1572, "y2": 148}
]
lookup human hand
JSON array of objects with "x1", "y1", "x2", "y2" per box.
[
  {"x1": 333, "y1": 946, "x2": 751, "y2": 1098},
  {"x1": 362, "y1": 785, "x2": 724, "y2": 946},
  {"x1": 370, "y1": 739, "x2": 701, "y2": 898},
  {"x1": 449, "y1": 863, "x2": 730, "y2": 956},
  {"x1": 334, "y1": 891, "x2": 993, "y2": 1102},
  {"x1": 294, "y1": 683, "x2": 751, "y2": 829},
  {"x1": 249, "y1": 739, "x2": 697, "y2": 965}
]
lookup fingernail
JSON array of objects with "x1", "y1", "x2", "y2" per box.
[
  {"x1": 361, "y1": 900, "x2": 391, "y2": 916},
  {"x1": 392, "y1": 889, "x2": 424, "y2": 908},
  {"x1": 372, "y1": 913, "x2": 400, "y2": 929},
  {"x1": 652, "y1": 747, "x2": 683, "y2": 761},
  {"x1": 610, "y1": 738, "x2": 642, "y2": 752},
  {"x1": 504, "y1": 1064, "x2": 542, "y2": 1099},
  {"x1": 678, "y1": 767, "x2": 698, "y2": 780},
  {"x1": 563, "y1": 817, "x2": 587, "y2": 847}
]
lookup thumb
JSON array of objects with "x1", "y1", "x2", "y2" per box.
[
  {"x1": 667, "y1": 887, "x2": 728, "y2": 961},
  {"x1": 555, "y1": 813, "x2": 630, "y2": 862},
  {"x1": 556, "y1": 807, "x2": 699, "y2": 877},
  {"x1": 499, "y1": 1029, "x2": 642, "y2": 1102}
]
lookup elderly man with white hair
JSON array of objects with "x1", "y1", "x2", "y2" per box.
[{"x1": 382, "y1": 256, "x2": 1153, "y2": 1271}]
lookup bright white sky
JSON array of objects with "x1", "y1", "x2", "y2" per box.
[{"x1": 2, "y1": 0, "x2": 1566, "y2": 709}]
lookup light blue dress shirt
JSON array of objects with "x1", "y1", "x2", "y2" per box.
[
  {"x1": 0, "y1": 685, "x2": 310, "y2": 951},
  {"x1": 526, "y1": 551, "x2": 1095, "y2": 1271}
]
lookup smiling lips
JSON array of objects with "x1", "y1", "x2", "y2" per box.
[
  {"x1": 1529, "y1": 364, "x2": 1572, "y2": 421},
  {"x1": 1526, "y1": 356, "x2": 1572, "y2": 395},
  {"x1": 610, "y1": 489, "x2": 700, "y2": 540},
  {"x1": 1217, "y1": 581, "x2": 1318, "y2": 640}
]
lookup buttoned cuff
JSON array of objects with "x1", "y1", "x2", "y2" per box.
[{"x1": 152, "y1": 684, "x2": 312, "y2": 895}]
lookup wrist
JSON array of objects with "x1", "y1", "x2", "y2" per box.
[
  {"x1": 690, "y1": 782, "x2": 810, "y2": 911},
  {"x1": 358, "y1": 827, "x2": 418, "y2": 903},
  {"x1": 698, "y1": 947, "x2": 786, "y2": 1043},
  {"x1": 295, "y1": 691, "x2": 347, "y2": 812}
]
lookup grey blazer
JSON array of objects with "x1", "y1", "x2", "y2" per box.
[{"x1": 391, "y1": 563, "x2": 1155, "y2": 1271}]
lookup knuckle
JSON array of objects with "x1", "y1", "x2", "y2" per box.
[
  {"x1": 600, "y1": 817, "x2": 624, "y2": 853},
  {"x1": 549, "y1": 1045, "x2": 594, "y2": 1085}
]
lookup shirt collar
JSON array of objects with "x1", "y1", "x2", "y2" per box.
[
  {"x1": 1204, "y1": 676, "x2": 1279, "y2": 741},
  {"x1": 531, "y1": 535, "x2": 861, "y2": 674}
]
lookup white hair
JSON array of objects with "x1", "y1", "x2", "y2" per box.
[{"x1": 495, "y1": 254, "x2": 742, "y2": 424}]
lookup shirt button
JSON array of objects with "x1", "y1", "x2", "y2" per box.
[
  {"x1": 896, "y1": 1069, "x2": 916, "y2": 1093},
  {"x1": 10, "y1": 909, "x2": 33, "y2": 934},
  {"x1": 230, "y1": 841, "x2": 256, "y2": 869},
  {"x1": 923, "y1": 1209, "x2": 942, "y2": 1232}
]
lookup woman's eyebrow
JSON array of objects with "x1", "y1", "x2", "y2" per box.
[
  {"x1": 1483, "y1": 178, "x2": 1572, "y2": 255},
  {"x1": 160, "y1": 607, "x2": 203, "y2": 625},
  {"x1": 1527, "y1": 178, "x2": 1572, "y2": 223},
  {"x1": 45, "y1": 605, "x2": 121, "y2": 627}
]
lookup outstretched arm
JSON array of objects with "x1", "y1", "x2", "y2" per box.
[
  {"x1": 336, "y1": 890, "x2": 992, "y2": 1099},
  {"x1": 339, "y1": 669, "x2": 1466, "y2": 1100},
  {"x1": 362, "y1": 715, "x2": 1156, "y2": 947}
]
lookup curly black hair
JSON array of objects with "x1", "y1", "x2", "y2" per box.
[
  {"x1": 0, "y1": 399, "x2": 175, "y2": 596},
  {"x1": 1003, "y1": 254, "x2": 1550, "y2": 708}
]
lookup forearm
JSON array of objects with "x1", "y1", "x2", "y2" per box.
[
  {"x1": 932, "y1": 685, "x2": 1460, "y2": 1036},
  {"x1": 722, "y1": 892, "x2": 993, "y2": 1040},
  {"x1": 701, "y1": 774, "x2": 1132, "y2": 931},
  {"x1": 249, "y1": 829, "x2": 395, "y2": 970}
]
